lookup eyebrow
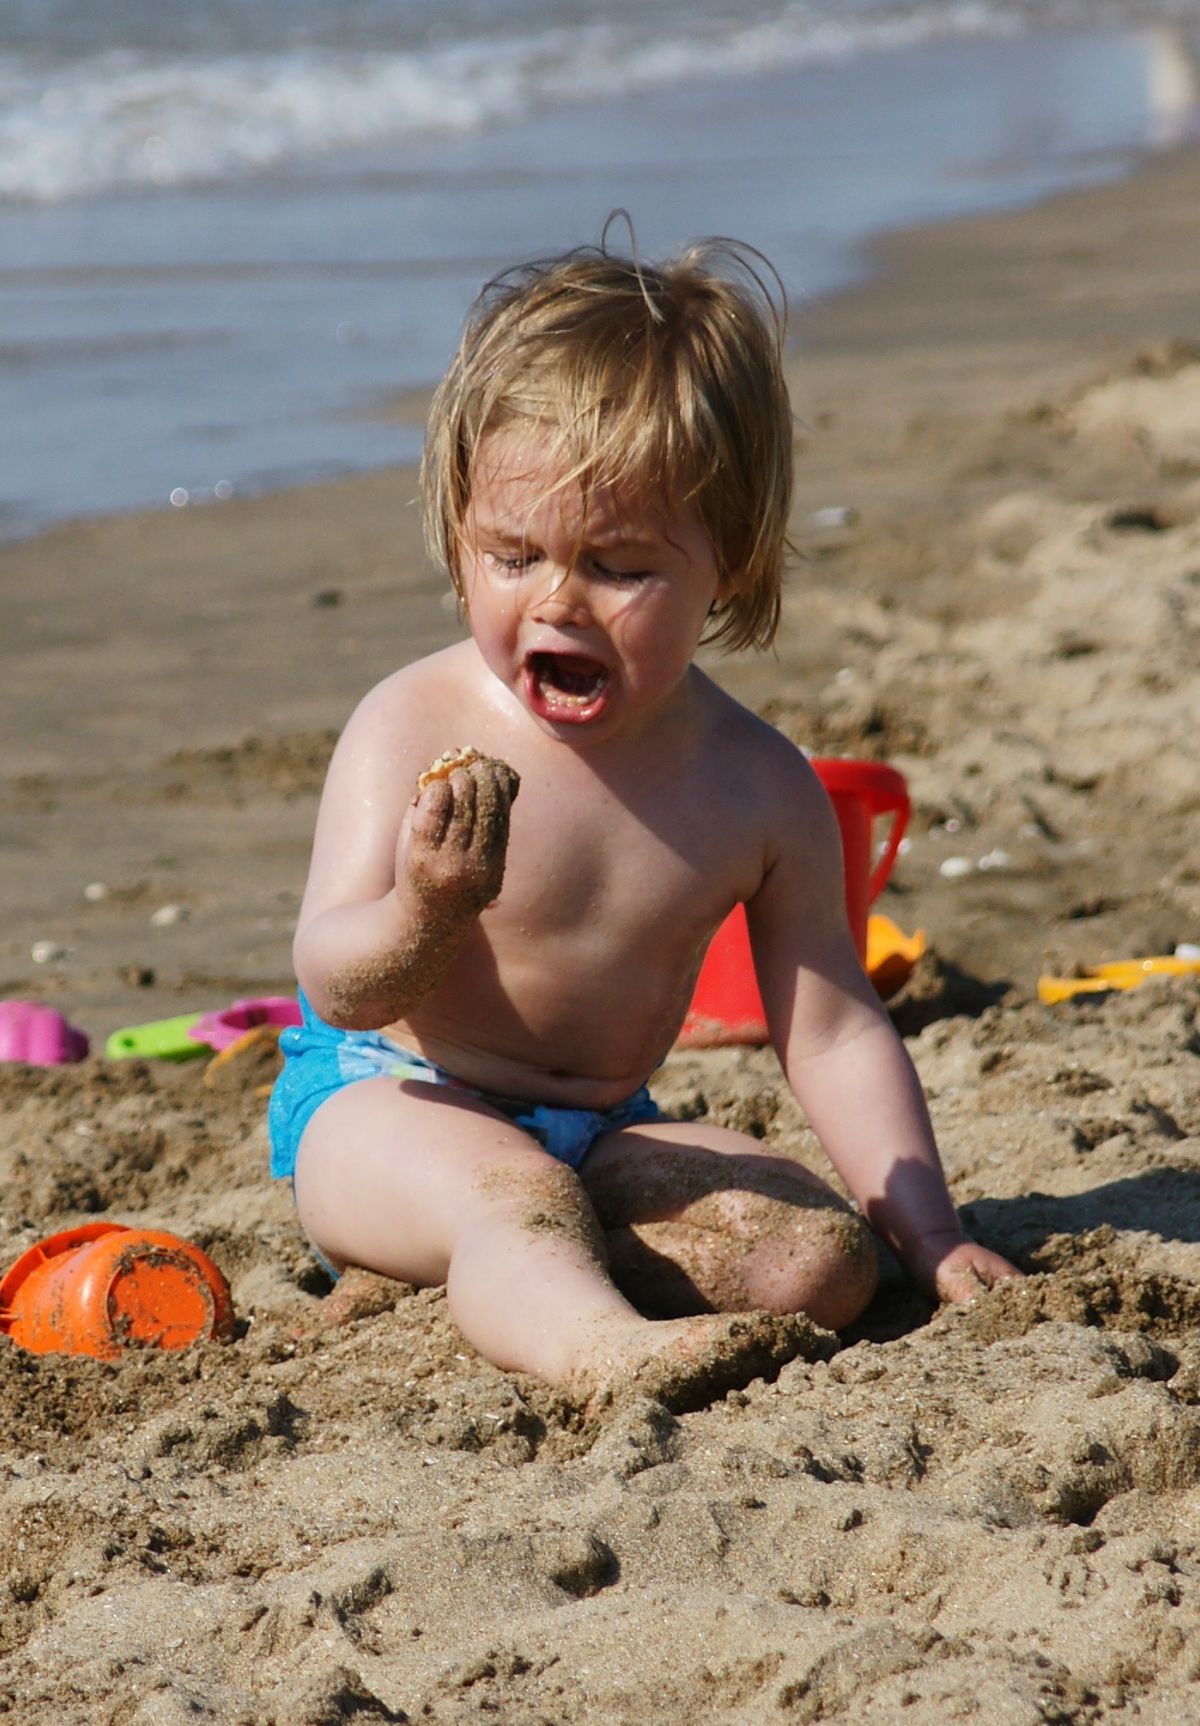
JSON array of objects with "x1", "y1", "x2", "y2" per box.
[{"x1": 472, "y1": 518, "x2": 664, "y2": 554}]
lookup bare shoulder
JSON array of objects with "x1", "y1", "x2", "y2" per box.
[
  {"x1": 313, "y1": 642, "x2": 485, "y2": 835},
  {"x1": 299, "y1": 644, "x2": 487, "y2": 920},
  {"x1": 694, "y1": 683, "x2": 853, "y2": 974},
  {"x1": 342, "y1": 642, "x2": 477, "y2": 739},
  {"x1": 693, "y1": 672, "x2": 832, "y2": 834},
  {"x1": 330, "y1": 643, "x2": 483, "y2": 778}
]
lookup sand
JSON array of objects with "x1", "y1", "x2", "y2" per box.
[{"x1": 3, "y1": 142, "x2": 1200, "y2": 1723}]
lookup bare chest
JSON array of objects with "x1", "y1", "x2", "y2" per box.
[{"x1": 493, "y1": 761, "x2": 758, "y2": 948}]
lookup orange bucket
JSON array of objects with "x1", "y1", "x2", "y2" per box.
[
  {"x1": 0, "y1": 1222, "x2": 235, "y2": 1359},
  {"x1": 681, "y1": 758, "x2": 911, "y2": 1047}
]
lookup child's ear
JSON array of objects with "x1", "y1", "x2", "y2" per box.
[{"x1": 714, "y1": 566, "x2": 744, "y2": 605}]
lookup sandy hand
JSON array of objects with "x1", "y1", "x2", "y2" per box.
[
  {"x1": 401, "y1": 750, "x2": 521, "y2": 918},
  {"x1": 931, "y1": 1238, "x2": 1022, "y2": 1305}
]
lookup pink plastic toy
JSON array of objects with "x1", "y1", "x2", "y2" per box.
[
  {"x1": 190, "y1": 996, "x2": 301, "y2": 1052},
  {"x1": 0, "y1": 1001, "x2": 90, "y2": 1065}
]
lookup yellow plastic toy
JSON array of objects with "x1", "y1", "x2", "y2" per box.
[
  {"x1": 866, "y1": 914, "x2": 927, "y2": 999},
  {"x1": 1038, "y1": 955, "x2": 1200, "y2": 1005}
]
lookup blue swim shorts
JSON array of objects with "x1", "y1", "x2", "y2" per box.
[{"x1": 268, "y1": 990, "x2": 661, "y2": 1180}]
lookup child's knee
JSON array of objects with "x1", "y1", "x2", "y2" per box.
[
  {"x1": 814, "y1": 1206, "x2": 879, "y2": 1328},
  {"x1": 752, "y1": 1202, "x2": 878, "y2": 1331},
  {"x1": 470, "y1": 1153, "x2": 606, "y2": 1257}
]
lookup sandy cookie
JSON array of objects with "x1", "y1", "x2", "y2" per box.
[{"x1": 416, "y1": 745, "x2": 483, "y2": 791}]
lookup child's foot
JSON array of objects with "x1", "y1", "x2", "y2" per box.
[
  {"x1": 568, "y1": 1311, "x2": 838, "y2": 1417},
  {"x1": 296, "y1": 1267, "x2": 405, "y2": 1335}
]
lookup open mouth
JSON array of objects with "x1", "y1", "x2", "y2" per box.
[{"x1": 525, "y1": 652, "x2": 611, "y2": 722}]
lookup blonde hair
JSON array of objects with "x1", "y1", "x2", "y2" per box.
[{"x1": 420, "y1": 230, "x2": 793, "y2": 652}]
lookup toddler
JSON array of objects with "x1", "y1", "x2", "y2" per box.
[{"x1": 269, "y1": 236, "x2": 1017, "y2": 1405}]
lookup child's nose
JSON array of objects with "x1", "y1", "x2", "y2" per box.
[{"x1": 531, "y1": 563, "x2": 592, "y2": 625}]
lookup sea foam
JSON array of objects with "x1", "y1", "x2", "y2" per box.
[{"x1": 0, "y1": 5, "x2": 1034, "y2": 203}]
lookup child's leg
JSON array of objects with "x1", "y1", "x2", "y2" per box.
[
  {"x1": 579, "y1": 1121, "x2": 879, "y2": 1332},
  {"x1": 294, "y1": 1076, "x2": 631, "y2": 1379},
  {"x1": 292, "y1": 1078, "x2": 823, "y2": 1399}
]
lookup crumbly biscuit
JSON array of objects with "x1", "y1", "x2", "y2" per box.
[{"x1": 416, "y1": 745, "x2": 483, "y2": 791}]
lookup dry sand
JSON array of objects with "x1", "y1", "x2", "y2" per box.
[{"x1": 2, "y1": 143, "x2": 1200, "y2": 1723}]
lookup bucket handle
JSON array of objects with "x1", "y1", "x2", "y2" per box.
[
  {"x1": 812, "y1": 759, "x2": 910, "y2": 906},
  {"x1": 865, "y1": 781, "x2": 910, "y2": 904}
]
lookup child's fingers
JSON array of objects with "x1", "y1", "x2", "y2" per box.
[
  {"x1": 469, "y1": 760, "x2": 517, "y2": 846},
  {"x1": 933, "y1": 1241, "x2": 1022, "y2": 1304},
  {"x1": 488, "y1": 760, "x2": 521, "y2": 807},
  {"x1": 444, "y1": 766, "x2": 478, "y2": 849},
  {"x1": 411, "y1": 777, "x2": 455, "y2": 846},
  {"x1": 406, "y1": 755, "x2": 519, "y2": 909}
]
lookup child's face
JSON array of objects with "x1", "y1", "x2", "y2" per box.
[{"x1": 461, "y1": 428, "x2": 723, "y2": 743}]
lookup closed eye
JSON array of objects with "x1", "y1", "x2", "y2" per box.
[
  {"x1": 485, "y1": 548, "x2": 538, "y2": 573},
  {"x1": 592, "y1": 559, "x2": 652, "y2": 584},
  {"x1": 481, "y1": 546, "x2": 652, "y2": 582}
]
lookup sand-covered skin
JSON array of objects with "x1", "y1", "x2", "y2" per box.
[
  {"x1": 3, "y1": 147, "x2": 1200, "y2": 1722},
  {"x1": 320, "y1": 751, "x2": 520, "y2": 1027}
]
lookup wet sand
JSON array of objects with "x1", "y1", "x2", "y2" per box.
[{"x1": 2, "y1": 142, "x2": 1200, "y2": 1722}]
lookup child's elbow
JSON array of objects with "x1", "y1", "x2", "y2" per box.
[{"x1": 291, "y1": 931, "x2": 351, "y2": 1027}]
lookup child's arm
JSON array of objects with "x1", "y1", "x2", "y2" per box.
[
  {"x1": 292, "y1": 687, "x2": 518, "y2": 1029},
  {"x1": 747, "y1": 752, "x2": 1019, "y2": 1304},
  {"x1": 776, "y1": 1004, "x2": 1017, "y2": 1302}
]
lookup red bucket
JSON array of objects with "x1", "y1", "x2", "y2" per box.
[{"x1": 681, "y1": 758, "x2": 910, "y2": 1047}]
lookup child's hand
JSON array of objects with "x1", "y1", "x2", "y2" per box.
[
  {"x1": 925, "y1": 1236, "x2": 1022, "y2": 1306},
  {"x1": 400, "y1": 754, "x2": 520, "y2": 918}
]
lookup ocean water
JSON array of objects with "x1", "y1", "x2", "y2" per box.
[{"x1": 2, "y1": 0, "x2": 1199, "y2": 539}]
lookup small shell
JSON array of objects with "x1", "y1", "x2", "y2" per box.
[
  {"x1": 417, "y1": 746, "x2": 483, "y2": 791},
  {"x1": 31, "y1": 940, "x2": 70, "y2": 965}
]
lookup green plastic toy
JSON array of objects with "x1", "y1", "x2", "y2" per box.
[{"x1": 104, "y1": 1014, "x2": 210, "y2": 1062}]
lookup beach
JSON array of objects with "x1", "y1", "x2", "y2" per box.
[{"x1": 3, "y1": 119, "x2": 1200, "y2": 1726}]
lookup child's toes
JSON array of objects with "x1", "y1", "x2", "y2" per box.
[{"x1": 580, "y1": 1311, "x2": 837, "y2": 1419}]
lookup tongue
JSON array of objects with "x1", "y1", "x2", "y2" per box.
[
  {"x1": 553, "y1": 660, "x2": 603, "y2": 695},
  {"x1": 536, "y1": 654, "x2": 606, "y2": 704}
]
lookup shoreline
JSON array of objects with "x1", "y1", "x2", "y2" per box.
[
  {"x1": 4, "y1": 19, "x2": 1192, "y2": 541},
  {"x1": 8, "y1": 120, "x2": 1198, "y2": 556}
]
